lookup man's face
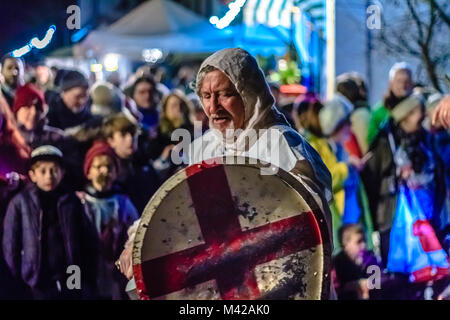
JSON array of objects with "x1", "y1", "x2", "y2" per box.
[
  {"x1": 107, "y1": 131, "x2": 137, "y2": 159},
  {"x1": 29, "y1": 161, "x2": 64, "y2": 192},
  {"x1": 391, "y1": 69, "x2": 413, "y2": 98},
  {"x1": 1, "y1": 58, "x2": 22, "y2": 87},
  {"x1": 61, "y1": 87, "x2": 88, "y2": 113},
  {"x1": 343, "y1": 232, "x2": 367, "y2": 263},
  {"x1": 200, "y1": 70, "x2": 245, "y2": 133},
  {"x1": 133, "y1": 81, "x2": 156, "y2": 109},
  {"x1": 16, "y1": 105, "x2": 42, "y2": 130},
  {"x1": 87, "y1": 155, "x2": 117, "y2": 192}
]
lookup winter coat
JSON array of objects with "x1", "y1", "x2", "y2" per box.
[
  {"x1": 0, "y1": 176, "x2": 26, "y2": 298},
  {"x1": 361, "y1": 120, "x2": 445, "y2": 233},
  {"x1": 306, "y1": 132, "x2": 374, "y2": 251},
  {"x1": 18, "y1": 119, "x2": 65, "y2": 149},
  {"x1": 332, "y1": 249, "x2": 381, "y2": 299},
  {"x1": 47, "y1": 95, "x2": 93, "y2": 131},
  {"x1": 2, "y1": 184, "x2": 98, "y2": 296},
  {"x1": 116, "y1": 157, "x2": 161, "y2": 215},
  {"x1": 367, "y1": 101, "x2": 389, "y2": 145},
  {"x1": 431, "y1": 129, "x2": 450, "y2": 249},
  {"x1": 78, "y1": 184, "x2": 138, "y2": 299}
]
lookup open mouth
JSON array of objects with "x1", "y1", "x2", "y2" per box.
[
  {"x1": 212, "y1": 117, "x2": 230, "y2": 124},
  {"x1": 211, "y1": 114, "x2": 231, "y2": 125}
]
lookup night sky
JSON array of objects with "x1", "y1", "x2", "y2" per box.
[{"x1": 0, "y1": 0, "x2": 83, "y2": 60}]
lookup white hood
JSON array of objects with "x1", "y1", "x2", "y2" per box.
[{"x1": 195, "y1": 47, "x2": 288, "y2": 152}]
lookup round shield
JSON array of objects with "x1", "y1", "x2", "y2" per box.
[{"x1": 132, "y1": 157, "x2": 331, "y2": 300}]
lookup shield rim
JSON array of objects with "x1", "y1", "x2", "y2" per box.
[{"x1": 132, "y1": 156, "x2": 332, "y2": 300}]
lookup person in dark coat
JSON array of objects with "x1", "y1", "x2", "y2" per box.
[
  {"x1": 47, "y1": 70, "x2": 92, "y2": 131},
  {"x1": 125, "y1": 76, "x2": 160, "y2": 134},
  {"x1": 2, "y1": 145, "x2": 97, "y2": 299},
  {"x1": 332, "y1": 224, "x2": 382, "y2": 300},
  {"x1": 361, "y1": 94, "x2": 446, "y2": 265},
  {"x1": 143, "y1": 90, "x2": 193, "y2": 181}
]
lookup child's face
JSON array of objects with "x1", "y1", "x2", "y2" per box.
[
  {"x1": 87, "y1": 155, "x2": 117, "y2": 192},
  {"x1": 107, "y1": 131, "x2": 136, "y2": 159},
  {"x1": 29, "y1": 161, "x2": 64, "y2": 192},
  {"x1": 343, "y1": 232, "x2": 367, "y2": 264}
]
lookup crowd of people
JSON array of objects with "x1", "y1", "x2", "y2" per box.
[{"x1": 0, "y1": 50, "x2": 449, "y2": 300}]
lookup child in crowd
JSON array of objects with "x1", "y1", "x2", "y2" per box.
[
  {"x1": 103, "y1": 114, "x2": 161, "y2": 213},
  {"x1": 2, "y1": 145, "x2": 97, "y2": 299},
  {"x1": 78, "y1": 140, "x2": 138, "y2": 299},
  {"x1": 332, "y1": 224, "x2": 381, "y2": 300}
]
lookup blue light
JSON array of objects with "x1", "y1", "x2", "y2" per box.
[
  {"x1": 12, "y1": 44, "x2": 32, "y2": 58},
  {"x1": 11, "y1": 25, "x2": 56, "y2": 58},
  {"x1": 31, "y1": 25, "x2": 56, "y2": 49},
  {"x1": 210, "y1": 0, "x2": 247, "y2": 29},
  {"x1": 71, "y1": 26, "x2": 89, "y2": 43}
]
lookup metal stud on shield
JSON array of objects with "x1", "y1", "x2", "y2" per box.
[{"x1": 132, "y1": 157, "x2": 331, "y2": 300}]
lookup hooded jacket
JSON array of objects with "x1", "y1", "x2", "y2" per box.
[{"x1": 188, "y1": 48, "x2": 333, "y2": 238}]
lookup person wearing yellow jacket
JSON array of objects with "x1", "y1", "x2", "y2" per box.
[{"x1": 293, "y1": 94, "x2": 374, "y2": 253}]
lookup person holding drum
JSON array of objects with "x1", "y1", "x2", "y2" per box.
[{"x1": 117, "y1": 48, "x2": 334, "y2": 299}]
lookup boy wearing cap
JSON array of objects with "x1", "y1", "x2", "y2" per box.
[
  {"x1": 78, "y1": 140, "x2": 138, "y2": 299},
  {"x1": 2, "y1": 145, "x2": 97, "y2": 299}
]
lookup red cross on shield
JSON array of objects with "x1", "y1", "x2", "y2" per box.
[{"x1": 133, "y1": 158, "x2": 331, "y2": 300}]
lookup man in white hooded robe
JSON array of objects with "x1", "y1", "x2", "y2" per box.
[
  {"x1": 188, "y1": 48, "x2": 332, "y2": 234},
  {"x1": 119, "y1": 48, "x2": 335, "y2": 298}
]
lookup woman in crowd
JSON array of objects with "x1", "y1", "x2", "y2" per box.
[{"x1": 148, "y1": 90, "x2": 194, "y2": 181}]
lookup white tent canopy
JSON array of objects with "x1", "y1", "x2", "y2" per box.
[
  {"x1": 108, "y1": 0, "x2": 205, "y2": 35},
  {"x1": 78, "y1": 0, "x2": 234, "y2": 60}
]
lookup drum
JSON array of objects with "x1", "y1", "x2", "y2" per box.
[{"x1": 132, "y1": 157, "x2": 331, "y2": 300}]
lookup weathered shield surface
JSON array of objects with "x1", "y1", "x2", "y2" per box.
[{"x1": 132, "y1": 158, "x2": 331, "y2": 300}]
